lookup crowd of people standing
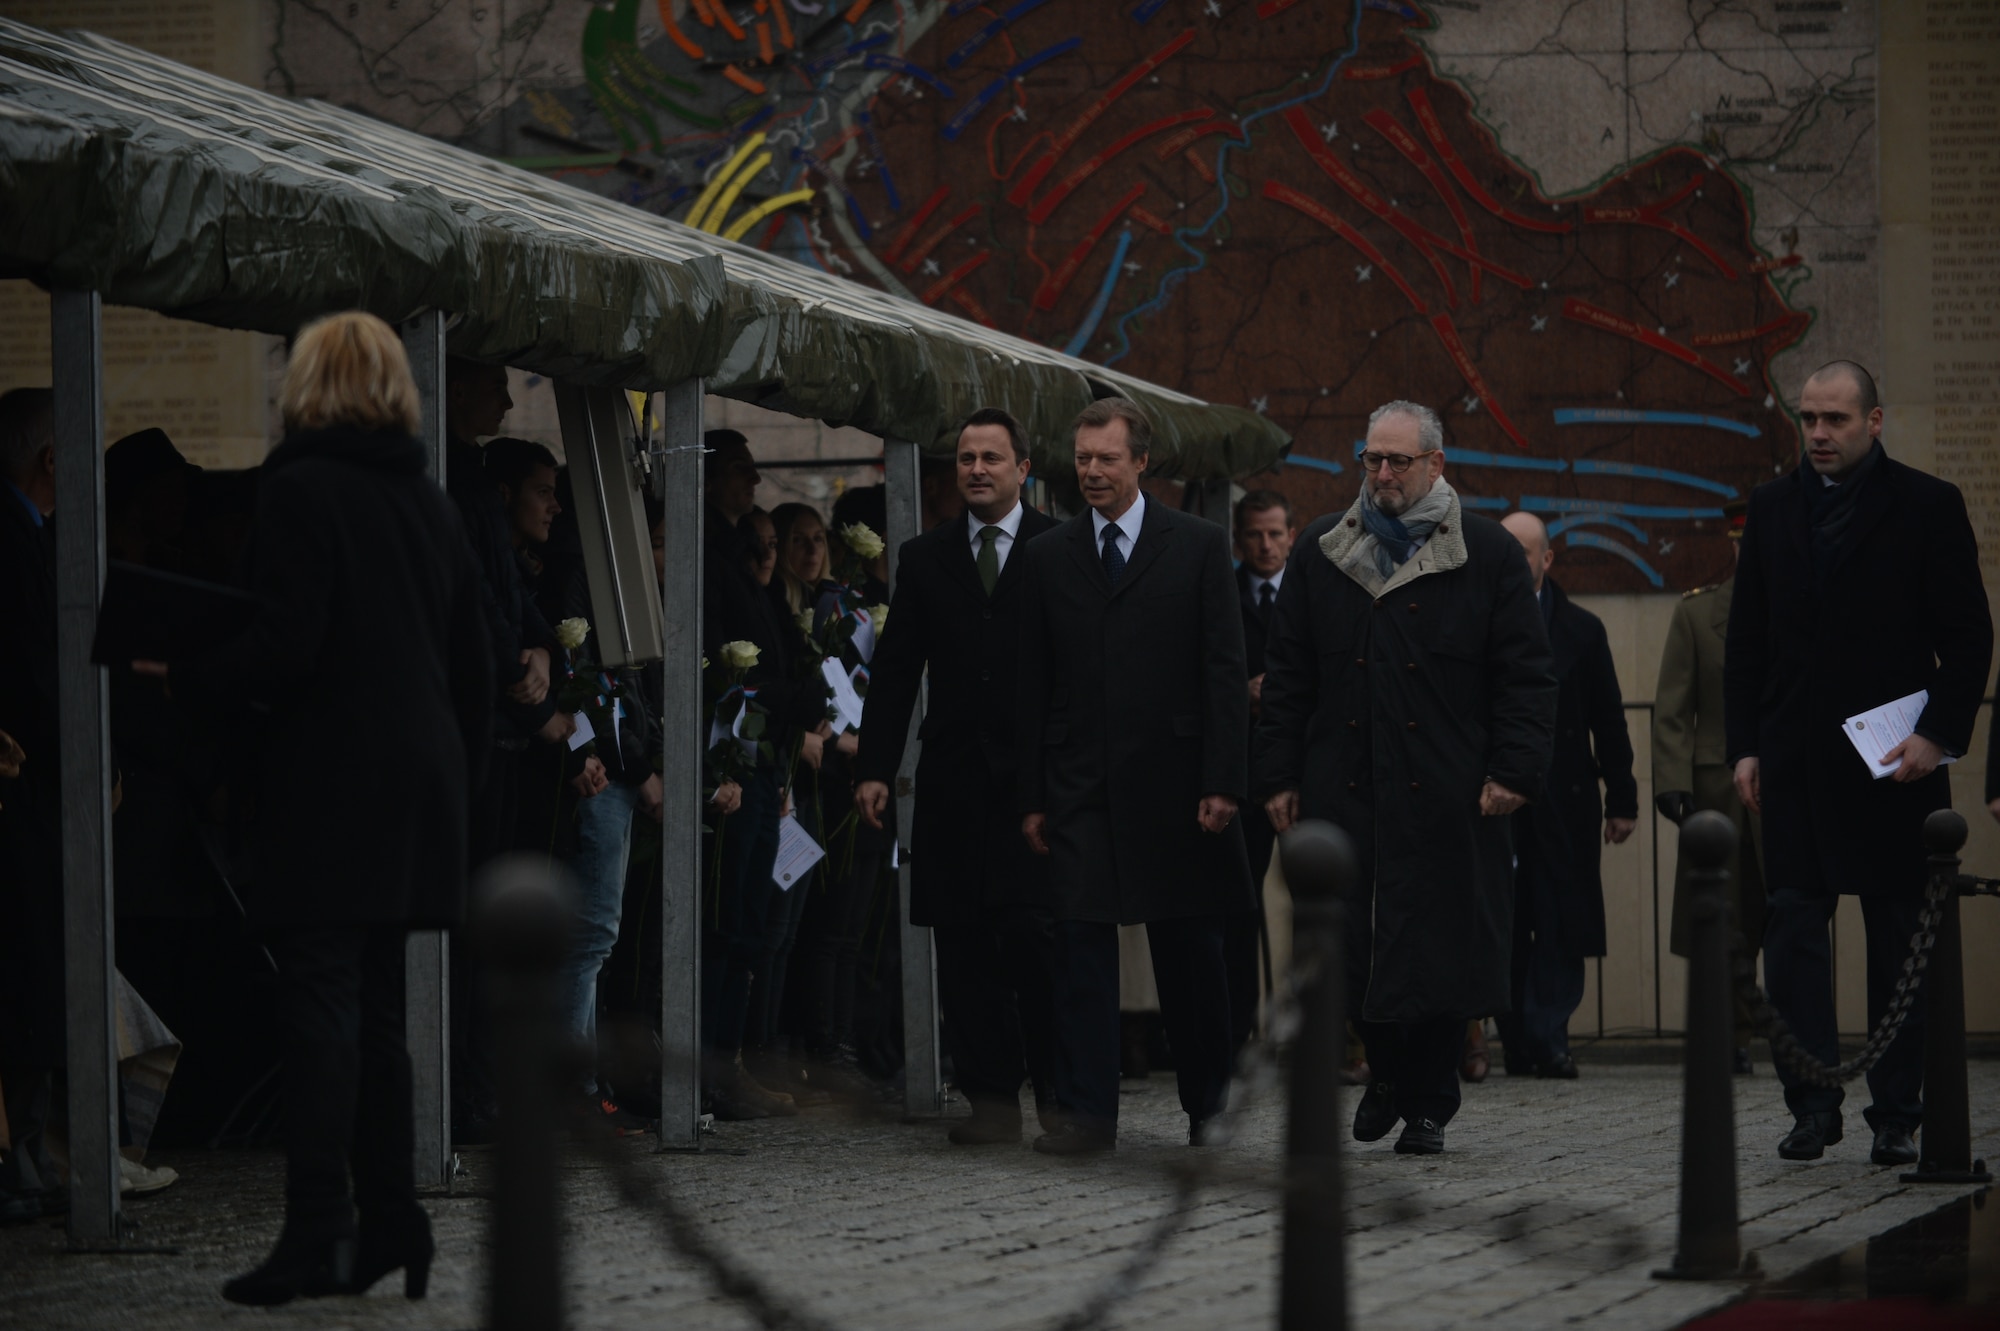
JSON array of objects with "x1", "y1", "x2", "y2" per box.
[{"x1": 1, "y1": 318, "x2": 1994, "y2": 1307}]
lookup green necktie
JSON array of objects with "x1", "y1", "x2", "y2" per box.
[{"x1": 977, "y1": 525, "x2": 1001, "y2": 595}]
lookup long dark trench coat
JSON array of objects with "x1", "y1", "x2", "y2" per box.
[{"x1": 1256, "y1": 489, "x2": 1556, "y2": 1023}]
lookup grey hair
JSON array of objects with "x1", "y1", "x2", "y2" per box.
[{"x1": 1368, "y1": 399, "x2": 1444, "y2": 453}]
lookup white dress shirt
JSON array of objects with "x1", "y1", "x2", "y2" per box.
[
  {"x1": 1089, "y1": 490, "x2": 1147, "y2": 565},
  {"x1": 968, "y1": 499, "x2": 1027, "y2": 575}
]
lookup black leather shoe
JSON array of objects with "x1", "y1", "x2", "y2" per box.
[
  {"x1": 1778, "y1": 1112, "x2": 1843, "y2": 1160},
  {"x1": 1032, "y1": 1123, "x2": 1115, "y2": 1156},
  {"x1": 949, "y1": 1107, "x2": 1023, "y2": 1146},
  {"x1": 1394, "y1": 1118, "x2": 1445, "y2": 1155},
  {"x1": 1870, "y1": 1125, "x2": 1918, "y2": 1167},
  {"x1": 1537, "y1": 1056, "x2": 1579, "y2": 1080},
  {"x1": 352, "y1": 1207, "x2": 433, "y2": 1300},
  {"x1": 1353, "y1": 1079, "x2": 1398, "y2": 1143},
  {"x1": 1733, "y1": 1049, "x2": 1754, "y2": 1076},
  {"x1": 222, "y1": 1231, "x2": 356, "y2": 1306}
]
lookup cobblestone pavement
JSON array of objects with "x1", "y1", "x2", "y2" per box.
[{"x1": 5, "y1": 1058, "x2": 1995, "y2": 1330}]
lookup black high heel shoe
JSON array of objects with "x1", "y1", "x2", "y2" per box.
[
  {"x1": 351, "y1": 1208, "x2": 434, "y2": 1299},
  {"x1": 221, "y1": 1231, "x2": 355, "y2": 1306}
]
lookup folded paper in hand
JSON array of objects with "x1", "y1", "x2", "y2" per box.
[
  {"x1": 821, "y1": 657, "x2": 865, "y2": 733},
  {"x1": 772, "y1": 812, "x2": 825, "y2": 891},
  {"x1": 1841, "y1": 689, "x2": 1956, "y2": 779}
]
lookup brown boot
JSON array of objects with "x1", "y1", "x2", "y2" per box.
[{"x1": 707, "y1": 1056, "x2": 797, "y2": 1121}]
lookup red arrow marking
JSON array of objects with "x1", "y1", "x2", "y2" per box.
[
  {"x1": 1035, "y1": 182, "x2": 1148, "y2": 311},
  {"x1": 1283, "y1": 106, "x2": 1457, "y2": 306},
  {"x1": 1690, "y1": 312, "x2": 1810, "y2": 348},
  {"x1": 1582, "y1": 177, "x2": 1739, "y2": 281},
  {"x1": 1155, "y1": 121, "x2": 1243, "y2": 161},
  {"x1": 1562, "y1": 298, "x2": 1752, "y2": 394},
  {"x1": 900, "y1": 204, "x2": 984, "y2": 276},
  {"x1": 1364, "y1": 107, "x2": 1485, "y2": 300},
  {"x1": 1429, "y1": 314, "x2": 1533, "y2": 450},
  {"x1": 1407, "y1": 87, "x2": 1572, "y2": 234},
  {"x1": 923, "y1": 250, "x2": 991, "y2": 304},
  {"x1": 1262, "y1": 179, "x2": 1428, "y2": 316},
  {"x1": 1749, "y1": 252, "x2": 1803, "y2": 274},
  {"x1": 1128, "y1": 204, "x2": 1176, "y2": 236},
  {"x1": 1343, "y1": 52, "x2": 1424, "y2": 81},
  {"x1": 886, "y1": 185, "x2": 950, "y2": 265},
  {"x1": 1028, "y1": 108, "x2": 1216, "y2": 225},
  {"x1": 949, "y1": 288, "x2": 997, "y2": 328},
  {"x1": 1007, "y1": 28, "x2": 1198, "y2": 207}
]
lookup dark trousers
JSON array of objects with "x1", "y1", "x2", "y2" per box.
[
  {"x1": 1052, "y1": 914, "x2": 1234, "y2": 1133},
  {"x1": 1496, "y1": 865, "x2": 1586, "y2": 1067},
  {"x1": 702, "y1": 767, "x2": 782, "y2": 1055},
  {"x1": 1227, "y1": 804, "x2": 1276, "y2": 1053},
  {"x1": 1357, "y1": 1017, "x2": 1464, "y2": 1128},
  {"x1": 1763, "y1": 888, "x2": 1927, "y2": 1130},
  {"x1": 933, "y1": 906, "x2": 1060, "y2": 1120},
  {"x1": 270, "y1": 925, "x2": 417, "y2": 1237},
  {"x1": 452, "y1": 745, "x2": 522, "y2": 1128}
]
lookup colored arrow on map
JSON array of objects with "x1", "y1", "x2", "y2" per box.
[
  {"x1": 1570, "y1": 459, "x2": 1737, "y2": 498},
  {"x1": 1560, "y1": 299, "x2": 1752, "y2": 395},
  {"x1": 1547, "y1": 513, "x2": 1651, "y2": 544},
  {"x1": 1520, "y1": 496, "x2": 1725, "y2": 521},
  {"x1": 1261, "y1": 179, "x2": 1429, "y2": 315},
  {"x1": 1008, "y1": 29, "x2": 1196, "y2": 207},
  {"x1": 1285, "y1": 453, "x2": 1345, "y2": 476},
  {"x1": 1407, "y1": 87, "x2": 1572, "y2": 234},
  {"x1": 1564, "y1": 530, "x2": 1665, "y2": 587},
  {"x1": 1430, "y1": 314, "x2": 1534, "y2": 450},
  {"x1": 943, "y1": 38, "x2": 1082, "y2": 142},
  {"x1": 1063, "y1": 229, "x2": 1136, "y2": 356},
  {"x1": 1552, "y1": 408, "x2": 1760, "y2": 438}
]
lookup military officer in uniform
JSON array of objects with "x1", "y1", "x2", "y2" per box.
[{"x1": 1652, "y1": 498, "x2": 1765, "y2": 1074}]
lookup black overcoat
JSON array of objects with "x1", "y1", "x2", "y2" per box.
[
  {"x1": 1510, "y1": 579, "x2": 1638, "y2": 959},
  {"x1": 175, "y1": 426, "x2": 495, "y2": 929},
  {"x1": 857, "y1": 505, "x2": 1060, "y2": 926},
  {"x1": 1015, "y1": 497, "x2": 1254, "y2": 924},
  {"x1": 1724, "y1": 452, "x2": 1991, "y2": 899},
  {"x1": 1255, "y1": 495, "x2": 1555, "y2": 1023}
]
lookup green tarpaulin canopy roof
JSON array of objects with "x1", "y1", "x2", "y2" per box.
[{"x1": 0, "y1": 20, "x2": 1288, "y2": 480}]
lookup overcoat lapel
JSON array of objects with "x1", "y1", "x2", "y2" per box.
[
  {"x1": 1781, "y1": 467, "x2": 1812, "y2": 569},
  {"x1": 1828, "y1": 457, "x2": 1899, "y2": 576},
  {"x1": 940, "y1": 512, "x2": 986, "y2": 605},
  {"x1": 1065, "y1": 511, "x2": 1115, "y2": 597}
]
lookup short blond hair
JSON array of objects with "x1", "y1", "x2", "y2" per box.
[{"x1": 281, "y1": 311, "x2": 421, "y2": 436}]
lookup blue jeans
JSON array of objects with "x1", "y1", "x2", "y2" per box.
[{"x1": 561, "y1": 779, "x2": 641, "y2": 1095}]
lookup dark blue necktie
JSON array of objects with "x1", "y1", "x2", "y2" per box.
[{"x1": 1101, "y1": 522, "x2": 1126, "y2": 587}]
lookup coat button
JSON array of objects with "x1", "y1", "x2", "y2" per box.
[
  {"x1": 1347, "y1": 781, "x2": 1358, "y2": 792},
  {"x1": 1406, "y1": 662, "x2": 1417, "y2": 673},
  {"x1": 980, "y1": 670, "x2": 991, "y2": 681},
  {"x1": 1409, "y1": 781, "x2": 1421, "y2": 792},
  {"x1": 1354, "y1": 657, "x2": 1365, "y2": 666},
  {"x1": 1407, "y1": 603, "x2": 1418, "y2": 613},
  {"x1": 1347, "y1": 719, "x2": 1359, "y2": 730},
  {"x1": 1439, "y1": 523, "x2": 1449, "y2": 533},
  {"x1": 983, "y1": 610, "x2": 992, "y2": 621},
  {"x1": 1347, "y1": 518, "x2": 1357, "y2": 527},
  {"x1": 1406, "y1": 721, "x2": 1417, "y2": 732}
]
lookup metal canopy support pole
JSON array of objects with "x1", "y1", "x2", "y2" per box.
[
  {"x1": 656, "y1": 379, "x2": 705, "y2": 1150},
  {"x1": 52, "y1": 289, "x2": 119, "y2": 1244},
  {"x1": 1183, "y1": 477, "x2": 1232, "y2": 528},
  {"x1": 883, "y1": 435, "x2": 941, "y2": 1118},
  {"x1": 400, "y1": 311, "x2": 452, "y2": 1188}
]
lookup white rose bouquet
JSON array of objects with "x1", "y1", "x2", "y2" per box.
[{"x1": 554, "y1": 617, "x2": 590, "y2": 651}]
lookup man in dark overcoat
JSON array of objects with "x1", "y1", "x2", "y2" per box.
[
  {"x1": 1259, "y1": 400, "x2": 1555, "y2": 1155},
  {"x1": 855, "y1": 408, "x2": 1061, "y2": 1146},
  {"x1": 1726, "y1": 361, "x2": 1991, "y2": 1165},
  {"x1": 1496, "y1": 513, "x2": 1637, "y2": 1080},
  {"x1": 1016, "y1": 397, "x2": 1254, "y2": 1154},
  {"x1": 1228, "y1": 489, "x2": 1296, "y2": 1054}
]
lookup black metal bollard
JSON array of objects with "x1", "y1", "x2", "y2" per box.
[
  {"x1": 1277, "y1": 819, "x2": 1356, "y2": 1331},
  {"x1": 1654, "y1": 811, "x2": 1747, "y2": 1281},
  {"x1": 1904, "y1": 810, "x2": 1992, "y2": 1185},
  {"x1": 473, "y1": 856, "x2": 576, "y2": 1331}
]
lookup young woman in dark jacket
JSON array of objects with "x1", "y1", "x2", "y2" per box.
[{"x1": 140, "y1": 311, "x2": 493, "y2": 1305}]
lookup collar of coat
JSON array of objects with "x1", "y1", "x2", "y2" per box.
[{"x1": 1320, "y1": 479, "x2": 1467, "y2": 596}]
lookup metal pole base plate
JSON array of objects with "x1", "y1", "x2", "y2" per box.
[{"x1": 1899, "y1": 1158, "x2": 1992, "y2": 1185}]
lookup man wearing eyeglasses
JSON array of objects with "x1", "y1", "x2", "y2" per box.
[{"x1": 1257, "y1": 400, "x2": 1555, "y2": 1155}]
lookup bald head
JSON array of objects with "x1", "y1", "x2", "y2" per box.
[{"x1": 1502, "y1": 511, "x2": 1552, "y2": 591}]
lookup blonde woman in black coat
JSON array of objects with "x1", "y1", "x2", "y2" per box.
[{"x1": 138, "y1": 311, "x2": 493, "y2": 1305}]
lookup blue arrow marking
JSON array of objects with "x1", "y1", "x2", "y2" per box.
[
  {"x1": 1565, "y1": 531, "x2": 1665, "y2": 587},
  {"x1": 1283, "y1": 452, "x2": 1345, "y2": 477},
  {"x1": 1520, "y1": 496, "x2": 1724, "y2": 521},
  {"x1": 943, "y1": 38, "x2": 1081, "y2": 141},
  {"x1": 1570, "y1": 459, "x2": 1737, "y2": 498},
  {"x1": 1458, "y1": 495, "x2": 1511, "y2": 511},
  {"x1": 1547, "y1": 513, "x2": 1650, "y2": 545},
  {"x1": 1064, "y1": 230, "x2": 1136, "y2": 357},
  {"x1": 1553, "y1": 408, "x2": 1761, "y2": 439},
  {"x1": 864, "y1": 53, "x2": 956, "y2": 99},
  {"x1": 946, "y1": 0, "x2": 1056, "y2": 69}
]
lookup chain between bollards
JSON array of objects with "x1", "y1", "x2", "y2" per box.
[
  {"x1": 1277, "y1": 819, "x2": 1356, "y2": 1331},
  {"x1": 474, "y1": 856, "x2": 577, "y2": 1331},
  {"x1": 1654, "y1": 811, "x2": 1755, "y2": 1282},
  {"x1": 1903, "y1": 810, "x2": 1993, "y2": 1185}
]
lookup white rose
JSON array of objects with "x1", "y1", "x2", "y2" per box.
[
  {"x1": 868, "y1": 604, "x2": 889, "y2": 632},
  {"x1": 796, "y1": 610, "x2": 817, "y2": 639},
  {"x1": 555, "y1": 617, "x2": 590, "y2": 651},
  {"x1": 840, "y1": 522, "x2": 885, "y2": 560},
  {"x1": 720, "y1": 640, "x2": 761, "y2": 670}
]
